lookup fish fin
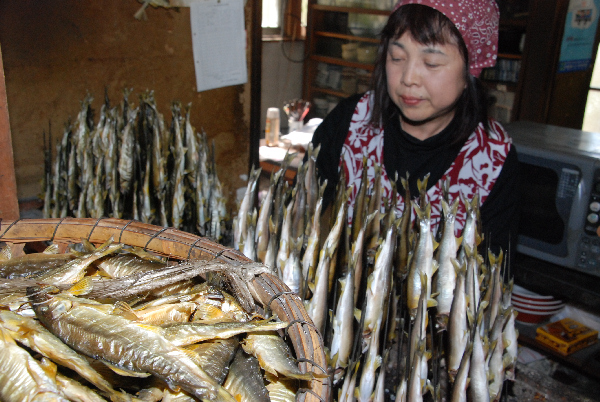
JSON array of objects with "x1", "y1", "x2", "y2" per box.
[
  {"x1": 38, "y1": 357, "x2": 58, "y2": 378},
  {"x1": 374, "y1": 355, "x2": 383, "y2": 370},
  {"x1": 467, "y1": 310, "x2": 474, "y2": 327},
  {"x1": 193, "y1": 303, "x2": 225, "y2": 321},
  {"x1": 354, "y1": 308, "x2": 362, "y2": 322},
  {"x1": 43, "y1": 244, "x2": 60, "y2": 254},
  {"x1": 103, "y1": 361, "x2": 152, "y2": 378},
  {"x1": 329, "y1": 351, "x2": 338, "y2": 368},
  {"x1": 502, "y1": 334, "x2": 511, "y2": 349},
  {"x1": 441, "y1": 199, "x2": 450, "y2": 215},
  {"x1": 427, "y1": 298, "x2": 438, "y2": 308},
  {"x1": 502, "y1": 353, "x2": 513, "y2": 369},
  {"x1": 67, "y1": 277, "x2": 94, "y2": 295},
  {"x1": 413, "y1": 202, "x2": 424, "y2": 220},
  {"x1": 135, "y1": 323, "x2": 164, "y2": 335},
  {"x1": 81, "y1": 239, "x2": 97, "y2": 252},
  {"x1": 426, "y1": 379, "x2": 434, "y2": 395},
  {"x1": 112, "y1": 301, "x2": 139, "y2": 321}
]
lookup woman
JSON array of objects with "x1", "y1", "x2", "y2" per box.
[{"x1": 310, "y1": 0, "x2": 519, "y2": 255}]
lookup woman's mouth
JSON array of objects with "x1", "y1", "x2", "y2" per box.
[{"x1": 401, "y1": 96, "x2": 422, "y2": 106}]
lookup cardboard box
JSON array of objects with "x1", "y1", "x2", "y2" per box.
[{"x1": 536, "y1": 318, "x2": 598, "y2": 355}]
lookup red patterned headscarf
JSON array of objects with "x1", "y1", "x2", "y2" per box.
[{"x1": 393, "y1": 0, "x2": 499, "y2": 77}]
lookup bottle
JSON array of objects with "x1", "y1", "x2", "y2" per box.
[{"x1": 265, "y1": 107, "x2": 280, "y2": 146}]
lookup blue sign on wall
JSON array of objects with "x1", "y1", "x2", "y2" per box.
[{"x1": 559, "y1": 0, "x2": 600, "y2": 73}]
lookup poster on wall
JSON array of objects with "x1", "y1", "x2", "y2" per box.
[
  {"x1": 190, "y1": 0, "x2": 247, "y2": 92},
  {"x1": 558, "y1": 0, "x2": 600, "y2": 73}
]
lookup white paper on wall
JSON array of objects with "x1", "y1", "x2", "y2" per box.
[{"x1": 190, "y1": 0, "x2": 247, "y2": 92}]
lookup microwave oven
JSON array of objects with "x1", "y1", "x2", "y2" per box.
[{"x1": 505, "y1": 121, "x2": 600, "y2": 278}]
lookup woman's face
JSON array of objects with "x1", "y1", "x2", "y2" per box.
[{"x1": 386, "y1": 32, "x2": 467, "y2": 140}]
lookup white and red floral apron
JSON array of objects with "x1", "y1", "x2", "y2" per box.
[{"x1": 341, "y1": 92, "x2": 512, "y2": 234}]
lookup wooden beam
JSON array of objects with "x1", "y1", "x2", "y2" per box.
[
  {"x1": 249, "y1": 0, "x2": 262, "y2": 173},
  {"x1": 0, "y1": 44, "x2": 19, "y2": 220}
]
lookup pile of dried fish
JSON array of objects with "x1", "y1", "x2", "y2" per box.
[
  {"x1": 0, "y1": 239, "x2": 320, "y2": 401},
  {"x1": 233, "y1": 148, "x2": 518, "y2": 402},
  {"x1": 42, "y1": 90, "x2": 227, "y2": 241}
]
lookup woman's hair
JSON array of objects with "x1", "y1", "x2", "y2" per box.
[{"x1": 369, "y1": 4, "x2": 491, "y2": 143}]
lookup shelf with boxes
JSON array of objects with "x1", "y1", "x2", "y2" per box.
[
  {"x1": 481, "y1": 3, "x2": 528, "y2": 124},
  {"x1": 304, "y1": 2, "x2": 391, "y2": 117}
]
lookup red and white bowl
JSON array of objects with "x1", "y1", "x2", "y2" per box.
[
  {"x1": 512, "y1": 294, "x2": 563, "y2": 307},
  {"x1": 512, "y1": 299, "x2": 565, "y2": 311},
  {"x1": 513, "y1": 284, "x2": 560, "y2": 302},
  {"x1": 513, "y1": 304, "x2": 565, "y2": 324}
]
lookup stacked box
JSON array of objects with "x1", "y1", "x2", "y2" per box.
[{"x1": 536, "y1": 318, "x2": 598, "y2": 355}]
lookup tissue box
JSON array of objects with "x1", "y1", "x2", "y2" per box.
[{"x1": 536, "y1": 318, "x2": 598, "y2": 355}]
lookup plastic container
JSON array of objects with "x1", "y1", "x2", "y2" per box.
[
  {"x1": 265, "y1": 107, "x2": 280, "y2": 146},
  {"x1": 341, "y1": 69, "x2": 357, "y2": 94},
  {"x1": 341, "y1": 42, "x2": 358, "y2": 61},
  {"x1": 357, "y1": 45, "x2": 377, "y2": 64}
]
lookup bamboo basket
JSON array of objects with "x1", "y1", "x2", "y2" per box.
[{"x1": 0, "y1": 217, "x2": 331, "y2": 402}]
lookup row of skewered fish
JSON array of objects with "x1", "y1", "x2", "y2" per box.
[
  {"x1": 233, "y1": 146, "x2": 519, "y2": 402},
  {"x1": 0, "y1": 239, "x2": 320, "y2": 401},
  {"x1": 42, "y1": 90, "x2": 227, "y2": 241}
]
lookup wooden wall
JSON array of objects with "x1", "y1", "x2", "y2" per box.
[
  {"x1": 0, "y1": 46, "x2": 19, "y2": 219},
  {"x1": 0, "y1": 0, "x2": 253, "y2": 212},
  {"x1": 515, "y1": 0, "x2": 600, "y2": 129}
]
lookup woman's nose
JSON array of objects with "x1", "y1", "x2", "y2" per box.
[{"x1": 401, "y1": 61, "x2": 420, "y2": 86}]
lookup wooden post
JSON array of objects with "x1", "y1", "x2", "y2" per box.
[{"x1": 0, "y1": 45, "x2": 20, "y2": 220}]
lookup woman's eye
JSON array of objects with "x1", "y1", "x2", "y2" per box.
[{"x1": 389, "y1": 53, "x2": 405, "y2": 62}]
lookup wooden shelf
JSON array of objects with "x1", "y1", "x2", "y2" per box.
[
  {"x1": 310, "y1": 54, "x2": 375, "y2": 71},
  {"x1": 314, "y1": 31, "x2": 379, "y2": 44},
  {"x1": 304, "y1": 1, "x2": 386, "y2": 111},
  {"x1": 311, "y1": 4, "x2": 390, "y2": 16}
]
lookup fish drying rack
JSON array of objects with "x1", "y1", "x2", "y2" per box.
[{"x1": 0, "y1": 217, "x2": 331, "y2": 402}]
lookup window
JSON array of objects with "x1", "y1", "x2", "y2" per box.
[
  {"x1": 583, "y1": 45, "x2": 600, "y2": 133},
  {"x1": 262, "y1": 0, "x2": 307, "y2": 39},
  {"x1": 262, "y1": 0, "x2": 281, "y2": 29}
]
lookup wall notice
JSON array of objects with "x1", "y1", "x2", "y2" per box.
[
  {"x1": 559, "y1": 0, "x2": 600, "y2": 73},
  {"x1": 190, "y1": 0, "x2": 247, "y2": 92}
]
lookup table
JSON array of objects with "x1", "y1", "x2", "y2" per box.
[{"x1": 258, "y1": 139, "x2": 305, "y2": 183}]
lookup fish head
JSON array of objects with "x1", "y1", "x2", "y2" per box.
[{"x1": 27, "y1": 285, "x2": 72, "y2": 322}]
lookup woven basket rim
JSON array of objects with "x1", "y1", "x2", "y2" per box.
[{"x1": 0, "y1": 217, "x2": 331, "y2": 402}]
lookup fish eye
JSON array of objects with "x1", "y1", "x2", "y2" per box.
[{"x1": 41, "y1": 306, "x2": 48, "y2": 312}]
